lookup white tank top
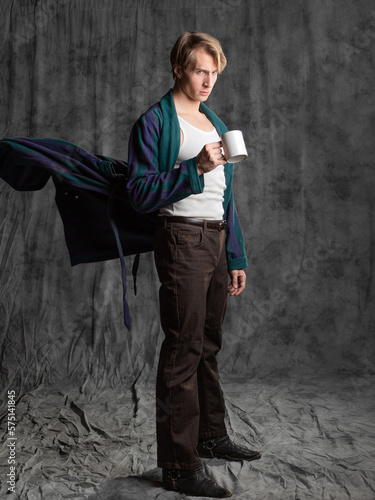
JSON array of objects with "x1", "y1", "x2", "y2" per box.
[{"x1": 159, "y1": 116, "x2": 226, "y2": 220}]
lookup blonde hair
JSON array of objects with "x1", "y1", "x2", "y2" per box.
[{"x1": 170, "y1": 31, "x2": 227, "y2": 79}]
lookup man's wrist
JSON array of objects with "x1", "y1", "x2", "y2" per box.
[
  {"x1": 196, "y1": 158, "x2": 204, "y2": 176},
  {"x1": 186, "y1": 158, "x2": 205, "y2": 193}
]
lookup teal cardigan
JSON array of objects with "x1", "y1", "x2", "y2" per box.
[{"x1": 127, "y1": 89, "x2": 248, "y2": 271}]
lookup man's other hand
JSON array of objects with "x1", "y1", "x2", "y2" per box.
[{"x1": 228, "y1": 269, "x2": 246, "y2": 296}]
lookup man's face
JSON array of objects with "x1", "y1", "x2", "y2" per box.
[{"x1": 176, "y1": 47, "x2": 218, "y2": 103}]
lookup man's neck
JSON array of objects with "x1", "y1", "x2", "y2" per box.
[{"x1": 172, "y1": 86, "x2": 201, "y2": 116}]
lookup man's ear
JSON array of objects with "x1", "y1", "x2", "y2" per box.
[{"x1": 173, "y1": 65, "x2": 182, "y2": 79}]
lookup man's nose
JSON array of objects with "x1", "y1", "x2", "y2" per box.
[{"x1": 204, "y1": 74, "x2": 214, "y2": 87}]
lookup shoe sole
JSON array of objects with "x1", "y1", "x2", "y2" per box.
[
  {"x1": 198, "y1": 452, "x2": 262, "y2": 461},
  {"x1": 164, "y1": 482, "x2": 232, "y2": 497}
]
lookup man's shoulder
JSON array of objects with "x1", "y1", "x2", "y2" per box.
[
  {"x1": 141, "y1": 89, "x2": 173, "y2": 121},
  {"x1": 136, "y1": 89, "x2": 175, "y2": 135},
  {"x1": 140, "y1": 101, "x2": 163, "y2": 123},
  {"x1": 132, "y1": 101, "x2": 163, "y2": 139}
]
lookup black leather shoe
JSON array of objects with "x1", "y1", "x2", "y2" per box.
[
  {"x1": 197, "y1": 435, "x2": 262, "y2": 461},
  {"x1": 162, "y1": 467, "x2": 232, "y2": 498}
]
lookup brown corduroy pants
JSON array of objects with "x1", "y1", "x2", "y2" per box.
[{"x1": 154, "y1": 218, "x2": 228, "y2": 470}]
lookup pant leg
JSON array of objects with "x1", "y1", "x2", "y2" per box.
[
  {"x1": 198, "y1": 229, "x2": 228, "y2": 439},
  {"x1": 154, "y1": 221, "x2": 227, "y2": 470}
]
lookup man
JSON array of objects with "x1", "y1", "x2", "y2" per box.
[{"x1": 127, "y1": 31, "x2": 261, "y2": 498}]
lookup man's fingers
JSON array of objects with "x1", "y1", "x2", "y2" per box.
[
  {"x1": 206, "y1": 141, "x2": 222, "y2": 149},
  {"x1": 231, "y1": 274, "x2": 238, "y2": 288},
  {"x1": 196, "y1": 142, "x2": 226, "y2": 174},
  {"x1": 228, "y1": 270, "x2": 246, "y2": 296},
  {"x1": 227, "y1": 274, "x2": 238, "y2": 296}
]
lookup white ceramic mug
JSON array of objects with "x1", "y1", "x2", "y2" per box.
[{"x1": 221, "y1": 130, "x2": 248, "y2": 164}]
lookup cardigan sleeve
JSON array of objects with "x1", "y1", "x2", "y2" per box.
[
  {"x1": 224, "y1": 186, "x2": 248, "y2": 271},
  {"x1": 127, "y1": 109, "x2": 204, "y2": 214}
]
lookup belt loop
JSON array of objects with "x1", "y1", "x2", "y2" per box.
[
  {"x1": 203, "y1": 220, "x2": 207, "y2": 232},
  {"x1": 161, "y1": 216, "x2": 167, "y2": 228}
]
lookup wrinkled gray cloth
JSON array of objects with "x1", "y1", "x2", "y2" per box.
[
  {"x1": 0, "y1": 374, "x2": 374, "y2": 499},
  {"x1": 0, "y1": 0, "x2": 374, "y2": 498}
]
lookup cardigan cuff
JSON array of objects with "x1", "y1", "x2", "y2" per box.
[
  {"x1": 185, "y1": 158, "x2": 204, "y2": 194},
  {"x1": 227, "y1": 256, "x2": 248, "y2": 272}
]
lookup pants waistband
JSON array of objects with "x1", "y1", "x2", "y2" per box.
[{"x1": 160, "y1": 216, "x2": 227, "y2": 232}]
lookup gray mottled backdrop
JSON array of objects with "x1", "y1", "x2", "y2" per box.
[{"x1": 0, "y1": 1, "x2": 374, "y2": 499}]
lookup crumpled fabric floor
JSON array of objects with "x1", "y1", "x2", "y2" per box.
[{"x1": 1, "y1": 371, "x2": 374, "y2": 499}]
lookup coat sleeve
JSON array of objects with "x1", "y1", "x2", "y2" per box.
[
  {"x1": 224, "y1": 186, "x2": 248, "y2": 271},
  {"x1": 126, "y1": 109, "x2": 204, "y2": 214}
]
